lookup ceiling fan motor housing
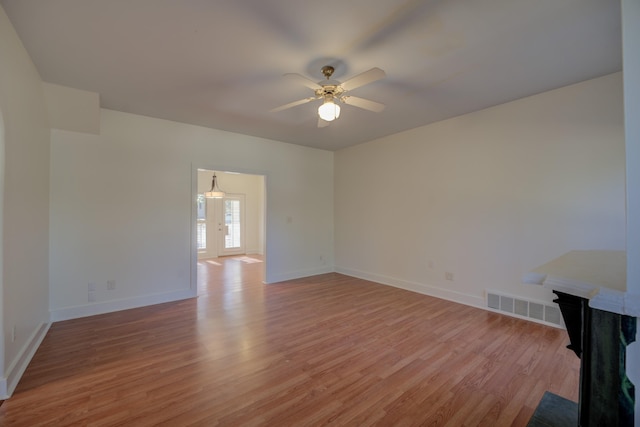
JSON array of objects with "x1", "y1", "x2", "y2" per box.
[{"x1": 316, "y1": 85, "x2": 343, "y2": 102}]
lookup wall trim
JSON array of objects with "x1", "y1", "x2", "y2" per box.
[
  {"x1": 0, "y1": 321, "x2": 51, "y2": 399},
  {"x1": 335, "y1": 266, "x2": 486, "y2": 308},
  {"x1": 266, "y1": 266, "x2": 334, "y2": 284},
  {"x1": 50, "y1": 289, "x2": 196, "y2": 322}
]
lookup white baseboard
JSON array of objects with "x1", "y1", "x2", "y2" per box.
[
  {"x1": 50, "y1": 288, "x2": 197, "y2": 322},
  {"x1": 0, "y1": 321, "x2": 51, "y2": 399},
  {"x1": 266, "y1": 265, "x2": 334, "y2": 284},
  {"x1": 335, "y1": 266, "x2": 486, "y2": 309}
]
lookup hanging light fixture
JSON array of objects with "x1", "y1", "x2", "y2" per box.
[
  {"x1": 204, "y1": 172, "x2": 226, "y2": 198},
  {"x1": 318, "y1": 98, "x2": 341, "y2": 122}
]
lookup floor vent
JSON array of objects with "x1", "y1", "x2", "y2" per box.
[{"x1": 486, "y1": 291, "x2": 563, "y2": 327}]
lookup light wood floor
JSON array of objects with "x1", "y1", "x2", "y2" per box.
[{"x1": 0, "y1": 255, "x2": 580, "y2": 426}]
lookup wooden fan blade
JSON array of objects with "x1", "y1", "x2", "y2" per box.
[
  {"x1": 317, "y1": 117, "x2": 330, "y2": 128},
  {"x1": 269, "y1": 97, "x2": 315, "y2": 113},
  {"x1": 340, "y1": 67, "x2": 386, "y2": 91},
  {"x1": 284, "y1": 73, "x2": 322, "y2": 90},
  {"x1": 342, "y1": 96, "x2": 385, "y2": 112}
]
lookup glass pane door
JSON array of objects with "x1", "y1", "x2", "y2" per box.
[
  {"x1": 224, "y1": 199, "x2": 241, "y2": 250},
  {"x1": 220, "y1": 195, "x2": 245, "y2": 255}
]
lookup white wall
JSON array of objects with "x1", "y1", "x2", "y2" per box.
[
  {"x1": 43, "y1": 82, "x2": 100, "y2": 134},
  {"x1": 622, "y1": 0, "x2": 640, "y2": 422},
  {"x1": 49, "y1": 108, "x2": 333, "y2": 321},
  {"x1": 0, "y1": 6, "x2": 51, "y2": 397},
  {"x1": 335, "y1": 73, "x2": 626, "y2": 309},
  {"x1": 196, "y1": 170, "x2": 265, "y2": 257}
]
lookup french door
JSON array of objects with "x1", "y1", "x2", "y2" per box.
[{"x1": 218, "y1": 194, "x2": 245, "y2": 256}]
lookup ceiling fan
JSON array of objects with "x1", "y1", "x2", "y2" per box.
[{"x1": 270, "y1": 65, "x2": 386, "y2": 127}]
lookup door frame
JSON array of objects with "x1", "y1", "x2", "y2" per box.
[{"x1": 190, "y1": 164, "x2": 267, "y2": 294}]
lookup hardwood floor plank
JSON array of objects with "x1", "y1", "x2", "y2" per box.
[{"x1": 0, "y1": 255, "x2": 579, "y2": 426}]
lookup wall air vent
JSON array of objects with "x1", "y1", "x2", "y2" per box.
[
  {"x1": 529, "y1": 302, "x2": 544, "y2": 321},
  {"x1": 544, "y1": 305, "x2": 562, "y2": 325},
  {"x1": 486, "y1": 291, "x2": 563, "y2": 327},
  {"x1": 487, "y1": 293, "x2": 500, "y2": 310}
]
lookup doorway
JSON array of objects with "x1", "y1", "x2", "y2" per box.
[{"x1": 195, "y1": 169, "x2": 265, "y2": 295}]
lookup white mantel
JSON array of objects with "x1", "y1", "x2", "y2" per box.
[{"x1": 523, "y1": 250, "x2": 640, "y2": 317}]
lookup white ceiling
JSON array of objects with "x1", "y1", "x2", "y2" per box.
[{"x1": 2, "y1": 0, "x2": 621, "y2": 151}]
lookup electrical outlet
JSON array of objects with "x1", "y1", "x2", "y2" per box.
[
  {"x1": 445, "y1": 272, "x2": 454, "y2": 281},
  {"x1": 107, "y1": 280, "x2": 116, "y2": 290}
]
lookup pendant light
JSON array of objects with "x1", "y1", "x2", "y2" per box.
[{"x1": 204, "y1": 172, "x2": 226, "y2": 198}]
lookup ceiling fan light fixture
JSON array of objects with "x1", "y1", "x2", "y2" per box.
[
  {"x1": 204, "y1": 172, "x2": 226, "y2": 198},
  {"x1": 318, "y1": 99, "x2": 340, "y2": 122},
  {"x1": 273, "y1": 65, "x2": 385, "y2": 126}
]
